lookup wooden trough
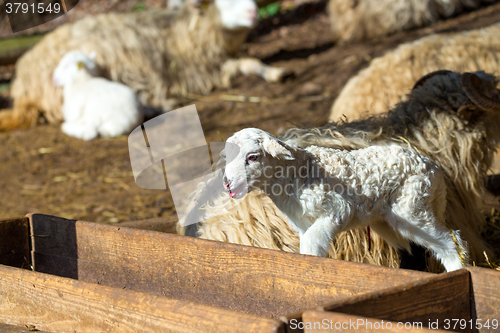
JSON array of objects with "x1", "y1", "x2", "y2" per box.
[{"x1": 0, "y1": 214, "x2": 498, "y2": 332}]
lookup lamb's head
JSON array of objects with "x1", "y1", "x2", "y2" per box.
[
  {"x1": 198, "y1": 0, "x2": 257, "y2": 30},
  {"x1": 52, "y1": 50, "x2": 97, "y2": 87},
  {"x1": 222, "y1": 128, "x2": 294, "y2": 199}
]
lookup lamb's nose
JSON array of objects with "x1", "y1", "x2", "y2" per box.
[
  {"x1": 223, "y1": 175, "x2": 231, "y2": 189},
  {"x1": 248, "y1": 8, "x2": 257, "y2": 20}
]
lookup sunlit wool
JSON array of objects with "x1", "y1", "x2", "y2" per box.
[
  {"x1": 222, "y1": 128, "x2": 465, "y2": 272},
  {"x1": 327, "y1": 0, "x2": 498, "y2": 42},
  {"x1": 180, "y1": 71, "x2": 498, "y2": 271},
  {"x1": 330, "y1": 23, "x2": 500, "y2": 121}
]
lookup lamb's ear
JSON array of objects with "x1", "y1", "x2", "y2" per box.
[{"x1": 261, "y1": 137, "x2": 294, "y2": 160}]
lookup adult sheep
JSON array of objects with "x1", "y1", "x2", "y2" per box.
[
  {"x1": 328, "y1": 0, "x2": 498, "y2": 42},
  {"x1": 0, "y1": 0, "x2": 290, "y2": 131},
  {"x1": 179, "y1": 70, "x2": 499, "y2": 272},
  {"x1": 329, "y1": 23, "x2": 500, "y2": 122}
]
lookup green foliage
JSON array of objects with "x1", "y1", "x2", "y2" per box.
[
  {"x1": 258, "y1": 2, "x2": 282, "y2": 20},
  {"x1": 0, "y1": 35, "x2": 44, "y2": 56},
  {"x1": 132, "y1": 0, "x2": 146, "y2": 12},
  {"x1": 0, "y1": 83, "x2": 10, "y2": 94}
]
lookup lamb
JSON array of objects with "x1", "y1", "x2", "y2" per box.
[
  {"x1": 329, "y1": 23, "x2": 500, "y2": 122},
  {"x1": 328, "y1": 0, "x2": 498, "y2": 42},
  {"x1": 179, "y1": 70, "x2": 499, "y2": 272},
  {"x1": 222, "y1": 128, "x2": 465, "y2": 272},
  {"x1": 52, "y1": 51, "x2": 143, "y2": 140},
  {"x1": 0, "y1": 0, "x2": 290, "y2": 131}
]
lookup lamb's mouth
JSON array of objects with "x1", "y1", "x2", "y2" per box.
[{"x1": 228, "y1": 183, "x2": 247, "y2": 199}]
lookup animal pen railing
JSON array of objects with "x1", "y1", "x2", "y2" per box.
[{"x1": 0, "y1": 214, "x2": 498, "y2": 332}]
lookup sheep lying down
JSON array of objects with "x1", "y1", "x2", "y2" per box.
[
  {"x1": 222, "y1": 128, "x2": 467, "y2": 272},
  {"x1": 2, "y1": 0, "x2": 291, "y2": 132},
  {"x1": 52, "y1": 51, "x2": 143, "y2": 140}
]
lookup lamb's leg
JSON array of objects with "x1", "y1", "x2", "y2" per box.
[
  {"x1": 300, "y1": 216, "x2": 343, "y2": 257},
  {"x1": 370, "y1": 222, "x2": 411, "y2": 252},
  {"x1": 62, "y1": 122, "x2": 98, "y2": 141},
  {"x1": 409, "y1": 226, "x2": 465, "y2": 272},
  {"x1": 221, "y1": 58, "x2": 293, "y2": 87},
  {"x1": 387, "y1": 207, "x2": 467, "y2": 272},
  {"x1": 99, "y1": 121, "x2": 129, "y2": 138}
]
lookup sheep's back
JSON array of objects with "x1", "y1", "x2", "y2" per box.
[
  {"x1": 328, "y1": 0, "x2": 436, "y2": 42},
  {"x1": 328, "y1": 0, "x2": 496, "y2": 42},
  {"x1": 329, "y1": 23, "x2": 500, "y2": 122},
  {"x1": 307, "y1": 145, "x2": 436, "y2": 194},
  {"x1": 10, "y1": 10, "x2": 175, "y2": 123}
]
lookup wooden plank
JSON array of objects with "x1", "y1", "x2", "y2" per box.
[
  {"x1": 468, "y1": 267, "x2": 500, "y2": 333},
  {"x1": 116, "y1": 216, "x2": 178, "y2": 234},
  {"x1": 0, "y1": 217, "x2": 30, "y2": 269},
  {"x1": 32, "y1": 252, "x2": 77, "y2": 279},
  {"x1": 29, "y1": 215, "x2": 77, "y2": 258},
  {"x1": 27, "y1": 214, "x2": 432, "y2": 318},
  {"x1": 0, "y1": 264, "x2": 285, "y2": 333},
  {"x1": 319, "y1": 270, "x2": 470, "y2": 332},
  {"x1": 302, "y1": 311, "x2": 450, "y2": 333},
  {"x1": 0, "y1": 323, "x2": 49, "y2": 332}
]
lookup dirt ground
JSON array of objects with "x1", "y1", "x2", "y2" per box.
[{"x1": 1, "y1": 1, "x2": 500, "y2": 264}]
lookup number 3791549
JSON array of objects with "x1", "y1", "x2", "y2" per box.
[
  {"x1": 5, "y1": 2, "x2": 61, "y2": 14},
  {"x1": 444, "y1": 319, "x2": 498, "y2": 330}
]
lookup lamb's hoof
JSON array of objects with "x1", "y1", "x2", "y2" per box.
[
  {"x1": 279, "y1": 68, "x2": 296, "y2": 82},
  {"x1": 221, "y1": 75, "x2": 233, "y2": 89},
  {"x1": 265, "y1": 67, "x2": 295, "y2": 83}
]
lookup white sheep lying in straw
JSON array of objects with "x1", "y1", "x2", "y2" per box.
[
  {"x1": 222, "y1": 128, "x2": 467, "y2": 272},
  {"x1": 328, "y1": 0, "x2": 499, "y2": 42},
  {"x1": 1, "y1": 0, "x2": 290, "y2": 131},
  {"x1": 52, "y1": 51, "x2": 143, "y2": 140}
]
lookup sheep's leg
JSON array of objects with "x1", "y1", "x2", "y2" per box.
[
  {"x1": 369, "y1": 222, "x2": 411, "y2": 252},
  {"x1": 62, "y1": 122, "x2": 98, "y2": 141},
  {"x1": 285, "y1": 215, "x2": 315, "y2": 238},
  {"x1": 387, "y1": 208, "x2": 467, "y2": 272},
  {"x1": 221, "y1": 58, "x2": 293, "y2": 87},
  {"x1": 300, "y1": 216, "x2": 343, "y2": 257}
]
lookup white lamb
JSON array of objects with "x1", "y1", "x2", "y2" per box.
[
  {"x1": 52, "y1": 51, "x2": 143, "y2": 140},
  {"x1": 222, "y1": 128, "x2": 468, "y2": 272}
]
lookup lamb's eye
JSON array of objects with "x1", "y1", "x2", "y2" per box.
[{"x1": 246, "y1": 155, "x2": 258, "y2": 162}]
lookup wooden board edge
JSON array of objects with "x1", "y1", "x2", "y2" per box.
[
  {"x1": 302, "y1": 310, "x2": 452, "y2": 333},
  {"x1": 0, "y1": 264, "x2": 284, "y2": 333},
  {"x1": 27, "y1": 213, "x2": 432, "y2": 279},
  {"x1": 321, "y1": 269, "x2": 468, "y2": 312},
  {"x1": 115, "y1": 216, "x2": 178, "y2": 233},
  {"x1": 24, "y1": 213, "x2": 437, "y2": 318},
  {"x1": 466, "y1": 267, "x2": 500, "y2": 333},
  {"x1": 317, "y1": 269, "x2": 470, "y2": 331}
]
